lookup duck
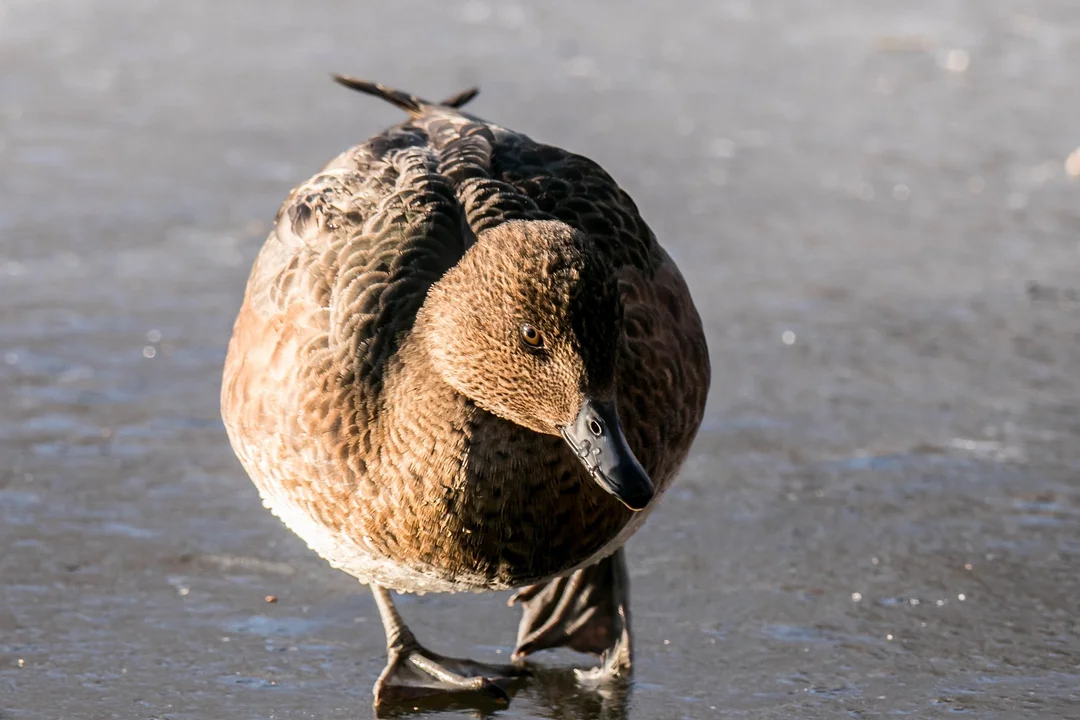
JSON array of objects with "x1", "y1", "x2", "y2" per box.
[{"x1": 220, "y1": 74, "x2": 710, "y2": 709}]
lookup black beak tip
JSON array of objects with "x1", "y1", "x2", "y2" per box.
[{"x1": 620, "y1": 489, "x2": 654, "y2": 512}]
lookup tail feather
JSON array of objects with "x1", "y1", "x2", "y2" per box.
[
  {"x1": 331, "y1": 74, "x2": 479, "y2": 115},
  {"x1": 439, "y1": 86, "x2": 480, "y2": 109}
]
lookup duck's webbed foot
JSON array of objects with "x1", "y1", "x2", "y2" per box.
[
  {"x1": 370, "y1": 586, "x2": 526, "y2": 708},
  {"x1": 509, "y1": 548, "x2": 632, "y2": 683},
  {"x1": 375, "y1": 639, "x2": 526, "y2": 707}
]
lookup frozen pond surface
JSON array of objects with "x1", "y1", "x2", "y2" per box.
[{"x1": 1, "y1": 1, "x2": 1079, "y2": 717}]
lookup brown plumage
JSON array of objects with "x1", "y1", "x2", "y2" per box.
[{"x1": 221, "y1": 75, "x2": 710, "y2": 705}]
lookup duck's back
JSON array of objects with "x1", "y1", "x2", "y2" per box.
[{"x1": 222, "y1": 83, "x2": 709, "y2": 593}]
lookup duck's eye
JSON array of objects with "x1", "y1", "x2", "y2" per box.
[{"x1": 519, "y1": 324, "x2": 544, "y2": 349}]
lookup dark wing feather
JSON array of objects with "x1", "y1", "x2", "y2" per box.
[
  {"x1": 391, "y1": 109, "x2": 654, "y2": 274},
  {"x1": 227, "y1": 122, "x2": 470, "y2": 452},
  {"x1": 488, "y1": 134, "x2": 656, "y2": 272}
]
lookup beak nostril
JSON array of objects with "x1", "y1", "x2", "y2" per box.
[{"x1": 563, "y1": 399, "x2": 653, "y2": 511}]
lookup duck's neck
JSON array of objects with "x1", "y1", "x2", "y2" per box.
[{"x1": 377, "y1": 330, "x2": 474, "y2": 464}]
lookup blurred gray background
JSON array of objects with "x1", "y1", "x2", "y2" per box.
[{"x1": 1, "y1": 1, "x2": 1079, "y2": 718}]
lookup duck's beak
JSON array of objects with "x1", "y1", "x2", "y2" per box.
[{"x1": 560, "y1": 398, "x2": 654, "y2": 511}]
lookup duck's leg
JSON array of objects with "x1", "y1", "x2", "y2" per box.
[
  {"x1": 369, "y1": 584, "x2": 526, "y2": 707},
  {"x1": 509, "y1": 548, "x2": 632, "y2": 682}
]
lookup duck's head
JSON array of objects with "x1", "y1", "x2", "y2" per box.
[{"x1": 419, "y1": 219, "x2": 654, "y2": 511}]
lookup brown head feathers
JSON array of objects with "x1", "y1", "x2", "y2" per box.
[{"x1": 419, "y1": 219, "x2": 621, "y2": 435}]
